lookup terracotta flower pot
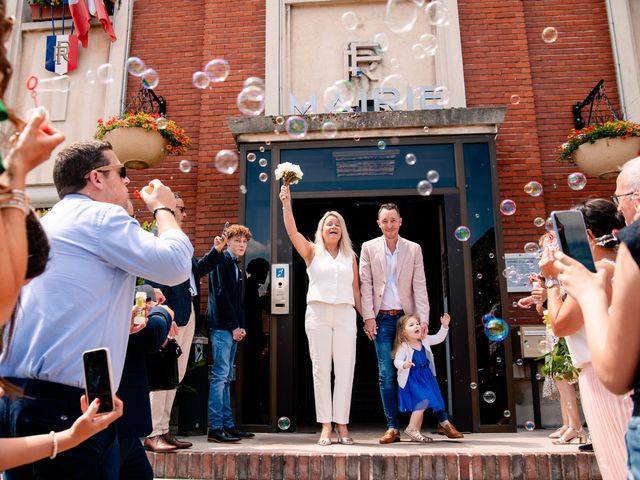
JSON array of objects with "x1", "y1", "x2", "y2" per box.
[
  {"x1": 30, "y1": 4, "x2": 72, "y2": 22},
  {"x1": 573, "y1": 136, "x2": 640, "y2": 179},
  {"x1": 103, "y1": 127, "x2": 168, "y2": 170}
]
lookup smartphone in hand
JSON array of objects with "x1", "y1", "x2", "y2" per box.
[
  {"x1": 82, "y1": 348, "x2": 116, "y2": 414},
  {"x1": 550, "y1": 210, "x2": 597, "y2": 273},
  {"x1": 222, "y1": 221, "x2": 229, "y2": 234}
]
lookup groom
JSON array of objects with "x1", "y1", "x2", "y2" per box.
[{"x1": 359, "y1": 203, "x2": 462, "y2": 443}]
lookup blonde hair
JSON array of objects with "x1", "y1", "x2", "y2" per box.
[
  {"x1": 313, "y1": 210, "x2": 355, "y2": 259},
  {"x1": 391, "y1": 314, "x2": 418, "y2": 359}
]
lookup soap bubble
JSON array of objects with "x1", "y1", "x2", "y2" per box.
[
  {"x1": 141, "y1": 68, "x2": 159, "y2": 89},
  {"x1": 86, "y1": 69, "x2": 96, "y2": 84},
  {"x1": 323, "y1": 80, "x2": 356, "y2": 112},
  {"x1": 423, "y1": 126, "x2": 430, "y2": 133},
  {"x1": 265, "y1": 140, "x2": 271, "y2": 146},
  {"x1": 542, "y1": 27, "x2": 558, "y2": 43},
  {"x1": 534, "y1": 217, "x2": 546, "y2": 227},
  {"x1": 484, "y1": 317, "x2": 509, "y2": 342},
  {"x1": 516, "y1": 359, "x2": 523, "y2": 366},
  {"x1": 434, "y1": 86, "x2": 449, "y2": 106},
  {"x1": 427, "y1": 170, "x2": 440, "y2": 183},
  {"x1": 568, "y1": 172, "x2": 587, "y2": 190},
  {"x1": 454, "y1": 226, "x2": 471, "y2": 242},
  {"x1": 259, "y1": 146, "x2": 265, "y2": 152},
  {"x1": 259, "y1": 172, "x2": 268, "y2": 183},
  {"x1": 247, "y1": 153, "x2": 256, "y2": 162},
  {"x1": 470, "y1": 382, "x2": 478, "y2": 389},
  {"x1": 341, "y1": 11, "x2": 359, "y2": 30},
  {"x1": 425, "y1": 0, "x2": 449, "y2": 26},
  {"x1": 405, "y1": 153, "x2": 417, "y2": 165},
  {"x1": 179, "y1": 160, "x2": 192, "y2": 173},
  {"x1": 205, "y1": 59, "x2": 230, "y2": 83},
  {"x1": 240, "y1": 185, "x2": 247, "y2": 194},
  {"x1": 237, "y1": 86, "x2": 265, "y2": 116},
  {"x1": 390, "y1": 58, "x2": 400, "y2": 69},
  {"x1": 538, "y1": 339, "x2": 550, "y2": 353},
  {"x1": 321, "y1": 121, "x2": 338, "y2": 138},
  {"x1": 354, "y1": 136, "x2": 360, "y2": 142},
  {"x1": 243, "y1": 77, "x2": 264, "y2": 89},
  {"x1": 483, "y1": 391, "x2": 497, "y2": 404},
  {"x1": 500, "y1": 199, "x2": 517, "y2": 215},
  {"x1": 476, "y1": 273, "x2": 483, "y2": 279},
  {"x1": 525, "y1": 420, "x2": 535, "y2": 431},
  {"x1": 126, "y1": 57, "x2": 145, "y2": 76},
  {"x1": 275, "y1": 116, "x2": 285, "y2": 126},
  {"x1": 489, "y1": 253, "x2": 495, "y2": 259},
  {"x1": 411, "y1": 43, "x2": 426, "y2": 60},
  {"x1": 524, "y1": 242, "x2": 540, "y2": 255},
  {"x1": 155, "y1": 117, "x2": 169, "y2": 130},
  {"x1": 420, "y1": 34, "x2": 438, "y2": 55},
  {"x1": 417, "y1": 180, "x2": 433, "y2": 196},
  {"x1": 381, "y1": 74, "x2": 409, "y2": 104},
  {"x1": 285, "y1": 116, "x2": 308, "y2": 139},
  {"x1": 496, "y1": 356, "x2": 502, "y2": 364},
  {"x1": 96, "y1": 63, "x2": 114, "y2": 84},
  {"x1": 373, "y1": 32, "x2": 390, "y2": 52},
  {"x1": 503, "y1": 410, "x2": 511, "y2": 418},
  {"x1": 377, "y1": 140, "x2": 386, "y2": 150},
  {"x1": 482, "y1": 313, "x2": 494, "y2": 324},
  {"x1": 277, "y1": 416, "x2": 291, "y2": 431},
  {"x1": 214, "y1": 150, "x2": 239, "y2": 175},
  {"x1": 510, "y1": 94, "x2": 521, "y2": 105},
  {"x1": 192, "y1": 71, "x2": 210, "y2": 89},
  {"x1": 258, "y1": 158, "x2": 268, "y2": 167},
  {"x1": 35, "y1": 75, "x2": 71, "y2": 93},
  {"x1": 384, "y1": 0, "x2": 419, "y2": 34},
  {"x1": 535, "y1": 373, "x2": 542, "y2": 380},
  {"x1": 524, "y1": 181, "x2": 543, "y2": 197}
]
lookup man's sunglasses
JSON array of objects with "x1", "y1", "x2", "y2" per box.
[{"x1": 84, "y1": 164, "x2": 127, "y2": 179}]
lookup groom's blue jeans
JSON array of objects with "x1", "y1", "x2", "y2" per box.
[{"x1": 373, "y1": 313, "x2": 402, "y2": 430}]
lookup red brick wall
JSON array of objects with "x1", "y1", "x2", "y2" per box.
[
  {"x1": 126, "y1": 0, "x2": 265, "y2": 264},
  {"x1": 459, "y1": 0, "x2": 619, "y2": 322},
  {"x1": 127, "y1": 0, "x2": 617, "y2": 323}
]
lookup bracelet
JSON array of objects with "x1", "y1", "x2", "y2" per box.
[
  {"x1": 0, "y1": 188, "x2": 29, "y2": 215},
  {"x1": 152, "y1": 206, "x2": 175, "y2": 219},
  {"x1": 49, "y1": 431, "x2": 58, "y2": 459}
]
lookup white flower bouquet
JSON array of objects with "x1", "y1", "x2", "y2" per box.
[{"x1": 274, "y1": 162, "x2": 303, "y2": 185}]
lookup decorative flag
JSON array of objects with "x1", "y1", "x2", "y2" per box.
[
  {"x1": 88, "y1": 0, "x2": 117, "y2": 43},
  {"x1": 68, "y1": 0, "x2": 90, "y2": 48},
  {"x1": 45, "y1": 34, "x2": 78, "y2": 74},
  {"x1": 68, "y1": 0, "x2": 116, "y2": 48}
]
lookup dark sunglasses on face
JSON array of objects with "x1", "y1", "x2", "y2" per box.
[
  {"x1": 84, "y1": 164, "x2": 127, "y2": 179},
  {"x1": 176, "y1": 206, "x2": 186, "y2": 214}
]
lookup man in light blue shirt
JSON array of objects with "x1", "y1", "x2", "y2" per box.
[{"x1": 0, "y1": 140, "x2": 193, "y2": 479}]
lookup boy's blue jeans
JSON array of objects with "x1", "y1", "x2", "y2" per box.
[{"x1": 208, "y1": 329, "x2": 238, "y2": 430}]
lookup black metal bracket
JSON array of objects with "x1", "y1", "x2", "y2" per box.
[
  {"x1": 572, "y1": 80, "x2": 619, "y2": 130},
  {"x1": 124, "y1": 88, "x2": 167, "y2": 117}
]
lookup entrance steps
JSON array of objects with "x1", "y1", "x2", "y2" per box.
[{"x1": 148, "y1": 430, "x2": 602, "y2": 479}]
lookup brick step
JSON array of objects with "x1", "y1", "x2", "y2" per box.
[{"x1": 149, "y1": 451, "x2": 601, "y2": 480}]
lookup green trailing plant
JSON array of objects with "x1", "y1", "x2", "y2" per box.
[{"x1": 540, "y1": 337, "x2": 580, "y2": 381}]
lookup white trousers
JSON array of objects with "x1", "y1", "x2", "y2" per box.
[
  {"x1": 148, "y1": 306, "x2": 195, "y2": 437},
  {"x1": 305, "y1": 302, "x2": 357, "y2": 424}
]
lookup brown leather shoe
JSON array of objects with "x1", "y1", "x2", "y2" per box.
[
  {"x1": 163, "y1": 432, "x2": 192, "y2": 449},
  {"x1": 144, "y1": 435, "x2": 177, "y2": 452},
  {"x1": 379, "y1": 428, "x2": 401, "y2": 444},
  {"x1": 436, "y1": 422, "x2": 464, "y2": 439}
]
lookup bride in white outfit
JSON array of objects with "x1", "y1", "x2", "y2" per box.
[{"x1": 279, "y1": 184, "x2": 362, "y2": 446}]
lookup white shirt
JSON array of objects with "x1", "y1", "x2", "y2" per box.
[
  {"x1": 306, "y1": 249, "x2": 354, "y2": 305},
  {"x1": 380, "y1": 241, "x2": 402, "y2": 310}
]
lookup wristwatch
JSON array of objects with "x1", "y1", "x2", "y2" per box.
[{"x1": 545, "y1": 278, "x2": 560, "y2": 288}]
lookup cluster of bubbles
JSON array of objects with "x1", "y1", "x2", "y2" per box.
[
  {"x1": 416, "y1": 169, "x2": 439, "y2": 196},
  {"x1": 125, "y1": 57, "x2": 159, "y2": 90},
  {"x1": 524, "y1": 181, "x2": 543, "y2": 197},
  {"x1": 192, "y1": 59, "x2": 231, "y2": 90}
]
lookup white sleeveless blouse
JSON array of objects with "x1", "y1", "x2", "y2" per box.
[
  {"x1": 565, "y1": 259, "x2": 615, "y2": 368},
  {"x1": 306, "y1": 249, "x2": 354, "y2": 305}
]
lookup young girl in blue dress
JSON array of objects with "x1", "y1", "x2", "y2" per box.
[{"x1": 392, "y1": 313, "x2": 463, "y2": 442}]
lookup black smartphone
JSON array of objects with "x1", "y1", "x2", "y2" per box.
[
  {"x1": 550, "y1": 210, "x2": 597, "y2": 273},
  {"x1": 82, "y1": 348, "x2": 116, "y2": 414}
]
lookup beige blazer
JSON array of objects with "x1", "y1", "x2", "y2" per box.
[{"x1": 359, "y1": 236, "x2": 430, "y2": 324}]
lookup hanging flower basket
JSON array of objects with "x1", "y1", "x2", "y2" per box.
[
  {"x1": 558, "y1": 120, "x2": 640, "y2": 179},
  {"x1": 102, "y1": 127, "x2": 168, "y2": 170},
  {"x1": 573, "y1": 137, "x2": 640, "y2": 179},
  {"x1": 95, "y1": 112, "x2": 191, "y2": 170}
]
